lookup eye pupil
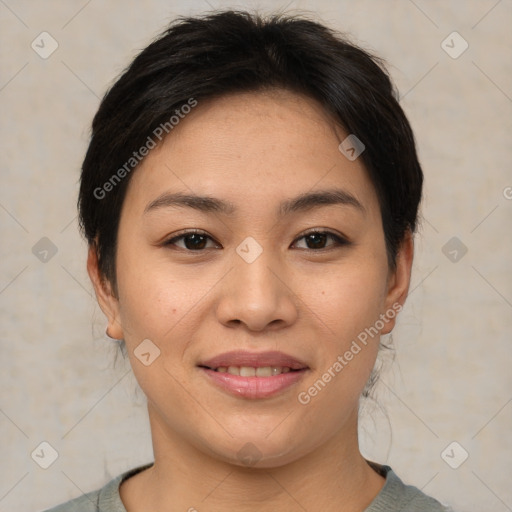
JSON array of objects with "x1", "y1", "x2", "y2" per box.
[
  {"x1": 307, "y1": 232, "x2": 327, "y2": 249},
  {"x1": 185, "y1": 234, "x2": 207, "y2": 250}
]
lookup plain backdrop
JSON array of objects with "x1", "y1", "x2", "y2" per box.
[{"x1": 0, "y1": 1, "x2": 511, "y2": 511}]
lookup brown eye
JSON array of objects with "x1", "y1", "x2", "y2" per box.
[
  {"x1": 164, "y1": 230, "x2": 219, "y2": 251},
  {"x1": 293, "y1": 230, "x2": 349, "y2": 250}
]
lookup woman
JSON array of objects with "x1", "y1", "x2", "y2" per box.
[{"x1": 46, "y1": 9, "x2": 455, "y2": 512}]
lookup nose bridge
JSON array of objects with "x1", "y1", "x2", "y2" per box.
[
  {"x1": 216, "y1": 237, "x2": 297, "y2": 331},
  {"x1": 233, "y1": 239, "x2": 281, "y2": 305}
]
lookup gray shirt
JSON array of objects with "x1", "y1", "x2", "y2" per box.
[{"x1": 43, "y1": 463, "x2": 454, "y2": 511}]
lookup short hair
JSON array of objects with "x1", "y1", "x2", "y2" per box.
[{"x1": 78, "y1": 9, "x2": 423, "y2": 292}]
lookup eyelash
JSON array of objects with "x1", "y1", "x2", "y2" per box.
[{"x1": 162, "y1": 229, "x2": 350, "y2": 253}]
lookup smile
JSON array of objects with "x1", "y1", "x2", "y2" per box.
[
  {"x1": 199, "y1": 367, "x2": 308, "y2": 399},
  {"x1": 197, "y1": 350, "x2": 309, "y2": 399},
  {"x1": 210, "y1": 366, "x2": 296, "y2": 376}
]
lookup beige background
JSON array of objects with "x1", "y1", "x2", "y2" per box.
[{"x1": 1, "y1": 1, "x2": 511, "y2": 511}]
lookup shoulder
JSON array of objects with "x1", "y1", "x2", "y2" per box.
[
  {"x1": 41, "y1": 464, "x2": 153, "y2": 512},
  {"x1": 41, "y1": 488, "x2": 102, "y2": 512},
  {"x1": 366, "y1": 464, "x2": 456, "y2": 512}
]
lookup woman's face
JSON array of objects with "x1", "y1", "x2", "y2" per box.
[{"x1": 90, "y1": 89, "x2": 412, "y2": 467}]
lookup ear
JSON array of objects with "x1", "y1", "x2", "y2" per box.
[
  {"x1": 380, "y1": 230, "x2": 414, "y2": 335},
  {"x1": 86, "y1": 244, "x2": 124, "y2": 340}
]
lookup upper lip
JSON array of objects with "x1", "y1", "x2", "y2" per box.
[{"x1": 199, "y1": 350, "x2": 309, "y2": 370}]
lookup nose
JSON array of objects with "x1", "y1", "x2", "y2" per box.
[{"x1": 215, "y1": 246, "x2": 299, "y2": 332}]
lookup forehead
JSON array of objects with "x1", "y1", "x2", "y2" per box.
[{"x1": 122, "y1": 89, "x2": 380, "y2": 220}]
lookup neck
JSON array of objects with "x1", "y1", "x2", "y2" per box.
[{"x1": 120, "y1": 403, "x2": 385, "y2": 512}]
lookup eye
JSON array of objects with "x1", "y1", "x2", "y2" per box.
[
  {"x1": 163, "y1": 229, "x2": 349, "y2": 252},
  {"x1": 163, "y1": 229, "x2": 220, "y2": 251},
  {"x1": 292, "y1": 230, "x2": 349, "y2": 250}
]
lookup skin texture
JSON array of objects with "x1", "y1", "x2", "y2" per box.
[{"x1": 88, "y1": 89, "x2": 414, "y2": 511}]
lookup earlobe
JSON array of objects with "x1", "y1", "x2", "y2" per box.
[
  {"x1": 381, "y1": 230, "x2": 414, "y2": 335},
  {"x1": 86, "y1": 244, "x2": 124, "y2": 340}
]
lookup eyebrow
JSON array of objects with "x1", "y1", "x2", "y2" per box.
[{"x1": 144, "y1": 188, "x2": 366, "y2": 217}]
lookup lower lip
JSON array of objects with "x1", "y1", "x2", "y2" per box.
[{"x1": 199, "y1": 368, "x2": 308, "y2": 399}]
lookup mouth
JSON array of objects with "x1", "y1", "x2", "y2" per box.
[
  {"x1": 197, "y1": 350, "x2": 309, "y2": 399},
  {"x1": 200, "y1": 365, "x2": 301, "y2": 376}
]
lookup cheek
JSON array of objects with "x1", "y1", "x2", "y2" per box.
[
  {"x1": 116, "y1": 266, "x2": 186, "y2": 342},
  {"x1": 301, "y1": 257, "x2": 389, "y2": 390},
  {"x1": 116, "y1": 238, "x2": 389, "y2": 346},
  {"x1": 114, "y1": 267, "x2": 193, "y2": 394},
  {"x1": 114, "y1": 249, "x2": 224, "y2": 358},
  {"x1": 305, "y1": 260, "x2": 388, "y2": 340},
  {"x1": 294, "y1": 271, "x2": 387, "y2": 427}
]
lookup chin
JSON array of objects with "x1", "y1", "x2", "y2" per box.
[{"x1": 197, "y1": 429, "x2": 313, "y2": 470}]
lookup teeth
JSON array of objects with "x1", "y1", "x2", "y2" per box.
[
  {"x1": 239, "y1": 366, "x2": 256, "y2": 377},
  {"x1": 216, "y1": 366, "x2": 294, "y2": 376},
  {"x1": 256, "y1": 366, "x2": 272, "y2": 377}
]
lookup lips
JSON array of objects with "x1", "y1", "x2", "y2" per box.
[
  {"x1": 199, "y1": 350, "x2": 309, "y2": 371},
  {"x1": 198, "y1": 350, "x2": 309, "y2": 399}
]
